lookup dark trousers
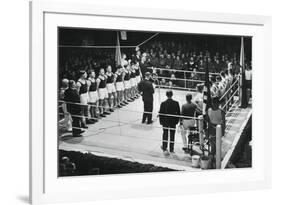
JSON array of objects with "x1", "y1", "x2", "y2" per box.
[
  {"x1": 162, "y1": 125, "x2": 176, "y2": 152},
  {"x1": 142, "y1": 100, "x2": 153, "y2": 123},
  {"x1": 70, "y1": 110, "x2": 82, "y2": 135}
]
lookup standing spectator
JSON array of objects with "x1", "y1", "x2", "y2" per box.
[
  {"x1": 193, "y1": 84, "x2": 204, "y2": 115},
  {"x1": 64, "y1": 80, "x2": 85, "y2": 137},
  {"x1": 138, "y1": 72, "x2": 155, "y2": 124},
  {"x1": 159, "y1": 90, "x2": 180, "y2": 154},
  {"x1": 207, "y1": 97, "x2": 226, "y2": 155},
  {"x1": 59, "y1": 78, "x2": 72, "y2": 131},
  {"x1": 245, "y1": 64, "x2": 252, "y2": 103},
  {"x1": 180, "y1": 94, "x2": 197, "y2": 153}
]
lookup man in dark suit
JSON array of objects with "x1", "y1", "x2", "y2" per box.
[
  {"x1": 138, "y1": 72, "x2": 154, "y2": 124},
  {"x1": 64, "y1": 80, "x2": 85, "y2": 137},
  {"x1": 159, "y1": 90, "x2": 180, "y2": 153}
]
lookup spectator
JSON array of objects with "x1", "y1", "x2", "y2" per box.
[
  {"x1": 150, "y1": 52, "x2": 159, "y2": 67},
  {"x1": 207, "y1": 97, "x2": 226, "y2": 155},
  {"x1": 180, "y1": 94, "x2": 197, "y2": 153},
  {"x1": 245, "y1": 64, "x2": 252, "y2": 103},
  {"x1": 59, "y1": 79, "x2": 72, "y2": 132},
  {"x1": 173, "y1": 55, "x2": 183, "y2": 70},
  {"x1": 60, "y1": 156, "x2": 76, "y2": 176},
  {"x1": 64, "y1": 80, "x2": 84, "y2": 137},
  {"x1": 193, "y1": 83, "x2": 204, "y2": 115},
  {"x1": 190, "y1": 68, "x2": 200, "y2": 88}
]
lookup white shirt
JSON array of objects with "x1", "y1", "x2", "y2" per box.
[
  {"x1": 245, "y1": 70, "x2": 252, "y2": 80},
  {"x1": 193, "y1": 92, "x2": 203, "y2": 110}
]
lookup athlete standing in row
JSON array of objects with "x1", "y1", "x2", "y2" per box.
[
  {"x1": 123, "y1": 64, "x2": 131, "y2": 103},
  {"x1": 88, "y1": 69, "x2": 99, "y2": 122},
  {"x1": 130, "y1": 62, "x2": 137, "y2": 99},
  {"x1": 115, "y1": 65, "x2": 125, "y2": 108},
  {"x1": 106, "y1": 65, "x2": 117, "y2": 112},
  {"x1": 76, "y1": 70, "x2": 90, "y2": 127},
  {"x1": 96, "y1": 68, "x2": 109, "y2": 117}
]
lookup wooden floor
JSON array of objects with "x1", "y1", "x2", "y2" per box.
[{"x1": 59, "y1": 89, "x2": 252, "y2": 171}]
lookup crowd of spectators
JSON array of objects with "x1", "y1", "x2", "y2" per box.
[
  {"x1": 59, "y1": 40, "x2": 251, "y2": 89},
  {"x1": 59, "y1": 150, "x2": 175, "y2": 176}
]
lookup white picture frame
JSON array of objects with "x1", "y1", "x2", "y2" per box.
[{"x1": 30, "y1": 0, "x2": 272, "y2": 204}]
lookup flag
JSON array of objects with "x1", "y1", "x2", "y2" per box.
[
  {"x1": 115, "y1": 32, "x2": 122, "y2": 66},
  {"x1": 120, "y1": 31, "x2": 127, "y2": 40}
]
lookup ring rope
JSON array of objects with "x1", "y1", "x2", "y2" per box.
[
  {"x1": 136, "y1": 33, "x2": 160, "y2": 47},
  {"x1": 59, "y1": 112, "x2": 201, "y2": 134},
  {"x1": 221, "y1": 88, "x2": 239, "y2": 110},
  {"x1": 59, "y1": 45, "x2": 137, "y2": 48},
  {"x1": 225, "y1": 99, "x2": 240, "y2": 130},
  {"x1": 219, "y1": 79, "x2": 239, "y2": 101},
  {"x1": 154, "y1": 76, "x2": 205, "y2": 83},
  {"x1": 66, "y1": 125, "x2": 199, "y2": 146},
  {"x1": 155, "y1": 84, "x2": 197, "y2": 91},
  {"x1": 59, "y1": 100, "x2": 200, "y2": 120},
  {"x1": 148, "y1": 66, "x2": 220, "y2": 75}
]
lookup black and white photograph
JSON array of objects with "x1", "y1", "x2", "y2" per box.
[{"x1": 58, "y1": 28, "x2": 252, "y2": 176}]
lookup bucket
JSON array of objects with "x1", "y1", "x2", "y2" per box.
[
  {"x1": 191, "y1": 155, "x2": 200, "y2": 168},
  {"x1": 200, "y1": 156, "x2": 209, "y2": 169}
]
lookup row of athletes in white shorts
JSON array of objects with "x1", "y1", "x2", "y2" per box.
[{"x1": 79, "y1": 75, "x2": 141, "y2": 105}]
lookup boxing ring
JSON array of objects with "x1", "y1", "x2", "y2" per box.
[{"x1": 59, "y1": 70, "x2": 252, "y2": 170}]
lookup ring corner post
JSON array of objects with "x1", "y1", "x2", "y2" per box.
[
  {"x1": 198, "y1": 115, "x2": 204, "y2": 145},
  {"x1": 216, "y1": 124, "x2": 222, "y2": 169}
]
